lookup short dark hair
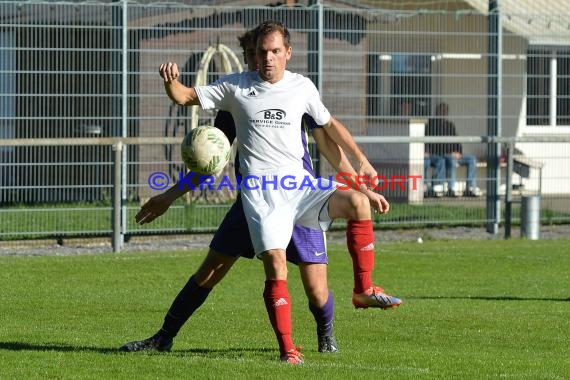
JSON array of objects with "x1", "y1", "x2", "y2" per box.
[
  {"x1": 254, "y1": 20, "x2": 291, "y2": 48},
  {"x1": 237, "y1": 29, "x2": 256, "y2": 52}
]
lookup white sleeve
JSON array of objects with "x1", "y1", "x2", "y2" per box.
[
  {"x1": 304, "y1": 79, "x2": 331, "y2": 126},
  {"x1": 194, "y1": 73, "x2": 241, "y2": 111},
  {"x1": 194, "y1": 83, "x2": 227, "y2": 111}
]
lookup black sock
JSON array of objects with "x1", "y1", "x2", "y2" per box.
[
  {"x1": 309, "y1": 290, "x2": 334, "y2": 337},
  {"x1": 160, "y1": 275, "x2": 212, "y2": 339}
]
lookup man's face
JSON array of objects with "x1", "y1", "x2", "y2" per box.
[{"x1": 256, "y1": 31, "x2": 291, "y2": 83}]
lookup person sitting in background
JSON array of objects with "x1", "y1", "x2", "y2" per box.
[
  {"x1": 425, "y1": 102, "x2": 482, "y2": 197},
  {"x1": 423, "y1": 152, "x2": 445, "y2": 197}
]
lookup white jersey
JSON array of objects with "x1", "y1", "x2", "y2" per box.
[{"x1": 195, "y1": 70, "x2": 331, "y2": 176}]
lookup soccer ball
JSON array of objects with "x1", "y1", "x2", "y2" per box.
[{"x1": 181, "y1": 125, "x2": 231, "y2": 175}]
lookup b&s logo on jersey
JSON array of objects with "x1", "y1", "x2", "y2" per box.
[
  {"x1": 258, "y1": 108, "x2": 286, "y2": 120},
  {"x1": 250, "y1": 109, "x2": 291, "y2": 128}
]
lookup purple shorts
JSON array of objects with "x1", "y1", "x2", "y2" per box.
[{"x1": 210, "y1": 195, "x2": 328, "y2": 265}]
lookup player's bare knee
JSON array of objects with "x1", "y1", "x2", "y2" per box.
[
  {"x1": 349, "y1": 191, "x2": 371, "y2": 219},
  {"x1": 329, "y1": 189, "x2": 368, "y2": 219},
  {"x1": 307, "y1": 287, "x2": 329, "y2": 307},
  {"x1": 194, "y1": 249, "x2": 237, "y2": 287},
  {"x1": 262, "y1": 249, "x2": 288, "y2": 280}
]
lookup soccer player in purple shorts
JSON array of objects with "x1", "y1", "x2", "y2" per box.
[{"x1": 120, "y1": 31, "x2": 341, "y2": 358}]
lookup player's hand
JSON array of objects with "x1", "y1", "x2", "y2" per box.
[
  {"x1": 361, "y1": 187, "x2": 390, "y2": 215},
  {"x1": 159, "y1": 62, "x2": 180, "y2": 83},
  {"x1": 135, "y1": 193, "x2": 173, "y2": 225},
  {"x1": 357, "y1": 160, "x2": 378, "y2": 188}
]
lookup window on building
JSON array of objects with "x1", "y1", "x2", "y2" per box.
[
  {"x1": 390, "y1": 54, "x2": 431, "y2": 117},
  {"x1": 557, "y1": 52, "x2": 570, "y2": 125},
  {"x1": 527, "y1": 48, "x2": 570, "y2": 127},
  {"x1": 366, "y1": 53, "x2": 432, "y2": 118}
]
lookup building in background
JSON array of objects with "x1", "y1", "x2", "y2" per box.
[{"x1": 1, "y1": 0, "x2": 569, "y2": 204}]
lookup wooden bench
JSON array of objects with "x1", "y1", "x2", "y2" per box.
[{"x1": 472, "y1": 155, "x2": 543, "y2": 195}]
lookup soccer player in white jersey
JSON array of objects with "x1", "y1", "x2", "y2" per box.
[
  {"x1": 120, "y1": 30, "x2": 346, "y2": 359},
  {"x1": 158, "y1": 20, "x2": 402, "y2": 364}
]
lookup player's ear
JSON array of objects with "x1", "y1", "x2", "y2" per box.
[{"x1": 286, "y1": 46, "x2": 292, "y2": 61}]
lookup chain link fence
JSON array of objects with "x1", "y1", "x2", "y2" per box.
[{"x1": 1, "y1": 1, "x2": 570, "y2": 248}]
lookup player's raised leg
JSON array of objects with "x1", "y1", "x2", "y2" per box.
[{"x1": 328, "y1": 188, "x2": 402, "y2": 309}]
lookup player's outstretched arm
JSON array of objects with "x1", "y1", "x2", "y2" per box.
[
  {"x1": 136, "y1": 182, "x2": 193, "y2": 225},
  {"x1": 322, "y1": 117, "x2": 376, "y2": 180},
  {"x1": 136, "y1": 190, "x2": 177, "y2": 225},
  {"x1": 136, "y1": 172, "x2": 206, "y2": 224},
  {"x1": 159, "y1": 62, "x2": 201, "y2": 106}
]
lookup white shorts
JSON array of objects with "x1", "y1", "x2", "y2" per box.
[{"x1": 241, "y1": 169, "x2": 338, "y2": 256}]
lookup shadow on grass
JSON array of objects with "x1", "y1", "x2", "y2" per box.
[
  {"x1": 167, "y1": 347, "x2": 275, "y2": 360},
  {"x1": 407, "y1": 295, "x2": 570, "y2": 302},
  {"x1": 0, "y1": 341, "x2": 274, "y2": 357},
  {"x1": 0, "y1": 342, "x2": 118, "y2": 354}
]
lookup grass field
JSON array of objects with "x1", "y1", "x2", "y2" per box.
[{"x1": 1, "y1": 239, "x2": 569, "y2": 379}]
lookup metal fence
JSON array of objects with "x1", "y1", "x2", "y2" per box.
[
  {"x1": 2, "y1": 134, "x2": 569, "y2": 250},
  {"x1": 1, "y1": 1, "x2": 570, "y2": 248}
]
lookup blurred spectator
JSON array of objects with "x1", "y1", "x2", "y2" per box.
[
  {"x1": 423, "y1": 152, "x2": 445, "y2": 197},
  {"x1": 425, "y1": 103, "x2": 482, "y2": 197}
]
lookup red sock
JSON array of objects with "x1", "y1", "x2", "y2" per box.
[
  {"x1": 346, "y1": 219, "x2": 375, "y2": 293},
  {"x1": 263, "y1": 280, "x2": 294, "y2": 354}
]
